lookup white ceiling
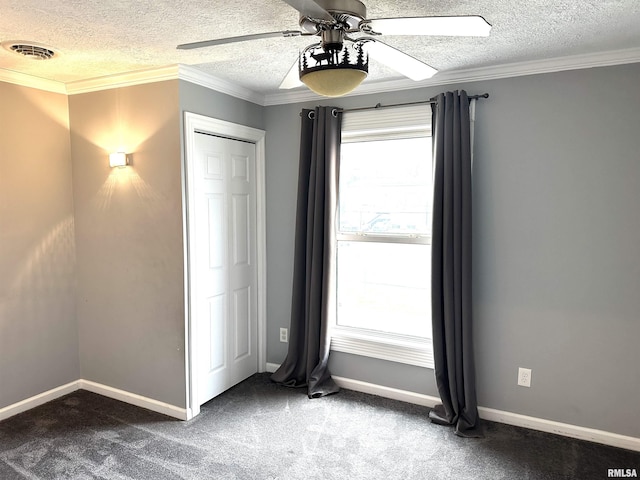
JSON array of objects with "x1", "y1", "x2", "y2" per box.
[{"x1": 2, "y1": 0, "x2": 640, "y2": 99}]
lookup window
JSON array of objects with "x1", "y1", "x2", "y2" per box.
[{"x1": 331, "y1": 105, "x2": 434, "y2": 368}]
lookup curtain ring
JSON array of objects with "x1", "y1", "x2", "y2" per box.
[
  {"x1": 308, "y1": 111, "x2": 315, "y2": 120},
  {"x1": 331, "y1": 108, "x2": 339, "y2": 117}
]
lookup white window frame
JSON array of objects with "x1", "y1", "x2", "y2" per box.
[{"x1": 330, "y1": 105, "x2": 434, "y2": 369}]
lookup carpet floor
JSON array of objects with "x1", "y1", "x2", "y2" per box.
[{"x1": 1, "y1": 373, "x2": 638, "y2": 479}]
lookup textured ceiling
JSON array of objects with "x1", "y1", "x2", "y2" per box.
[{"x1": 1, "y1": 0, "x2": 640, "y2": 96}]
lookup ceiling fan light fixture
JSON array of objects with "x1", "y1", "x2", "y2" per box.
[
  {"x1": 301, "y1": 68, "x2": 367, "y2": 97},
  {"x1": 299, "y1": 41, "x2": 368, "y2": 97},
  {"x1": 178, "y1": 0, "x2": 492, "y2": 95}
]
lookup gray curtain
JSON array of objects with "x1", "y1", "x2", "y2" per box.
[
  {"x1": 428, "y1": 90, "x2": 482, "y2": 437},
  {"x1": 271, "y1": 106, "x2": 341, "y2": 398}
]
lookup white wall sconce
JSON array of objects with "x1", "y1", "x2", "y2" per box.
[{"x1": 109, "y1": 152, "x2": 129, "y2": 168}]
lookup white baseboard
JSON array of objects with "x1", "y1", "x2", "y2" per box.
[
  {"x1": 265, "y1": 362, "x2": 280, "y2": 373},
  {"x1": 338, "y1": 376, "x2": 640, "y2": 452},
  {"x1": 333, "y1": 375, "x2": 441, "y2": 408},
  {"x1": 0, "y1": 381, "x2": 79, "y2": 422},
  {"x1": 0, "y1": 379, "x2": 188, "y2": 423},
  {"x1": 269, "y1": 364, "x2": 640, "y2": 453},
  {"x1": 78, "y1": 380, "x2": 188, "y2": 420},
  {"x1": 478, "y1": 407, "x2": 640, "y2": 453},
  {"x1": 4, "y1": 372, "x2": 639, "y2": 452}
]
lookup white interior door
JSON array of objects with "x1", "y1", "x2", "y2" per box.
[{"x1": 192, "y1": 132, "x2": 258, "y2": 406}]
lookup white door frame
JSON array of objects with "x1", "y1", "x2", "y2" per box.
[{"x1": 182, "y1": 112, "x2": 267, "y2": 420}]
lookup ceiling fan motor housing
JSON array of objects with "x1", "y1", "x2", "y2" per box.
[
  {"x1": 299, "y1": 0, "x2": 367, "y2": 33},
  {"x1": 320, "y1": 29, "x2": 344, "y2": 52}
]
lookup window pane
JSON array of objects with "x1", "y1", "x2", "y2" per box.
[
  {"x1": 339, "y1": 138, "x2": 432, "y2": 235},
  {"x1": 336, "y1": 241, "x2": 431, "y2": 338}
]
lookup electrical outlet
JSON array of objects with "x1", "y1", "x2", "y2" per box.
[
  {"x1": 518, "y1": 367, "x2": 532, "y2": 387},
  {"x1": 279, "y1": 328, "x2": 288, "y2": 343}
]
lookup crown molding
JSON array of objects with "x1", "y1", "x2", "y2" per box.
[
  {"x1": 263, "y1": 46, "x2": 640, "y2": 105},
  {"x1": 3, "y1": 46, "x2": 640, "y2": 104},
  {"x1": 176, "y1": 64, "x2": 264, "y2": 105},
  {"x1": 63, "y1": 64, "x2": 265, "y2": 104},
  {"x1": 427, "y1": 46, "x2": 640, "y2": 86},
  {"x1": 0, "y1": 62, "x2": 264, "y2": 103},
  {"x1": 0, "y1": 68, "x2": 66, "y2": 94},
  {"x1": 65, "y1": 65, "x2": 180, "y2": 95}
]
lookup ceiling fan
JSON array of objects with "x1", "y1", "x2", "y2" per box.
[{"x1": 177, "y1": 0, "x2": 491, "y2": 97}]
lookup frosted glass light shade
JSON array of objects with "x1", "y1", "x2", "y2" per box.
[
  {"x1": 300, "y1": 68, "x2": 367, "y2": 97},
  {"x1": 109, "y1": 152, "x2": 127, "y2": 167}
]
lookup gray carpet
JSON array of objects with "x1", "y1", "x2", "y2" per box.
[{"x1": 1, "y1": 373, "x2": 638, "y2": 479}]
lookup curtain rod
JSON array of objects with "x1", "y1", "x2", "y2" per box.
[{"x1": 337, "y1": 93, "x2": 489, "y2": 114}]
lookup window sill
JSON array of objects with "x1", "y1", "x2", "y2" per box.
[{"x1": 330, "y1": 327, "x2": 434, "y2": 369}]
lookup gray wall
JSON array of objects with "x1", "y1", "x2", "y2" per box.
[
  {"x1": 1, "y1": 79, "x2": 266, "y2": 412},
  {"x1": 0, "y1": 83, "x2": 79, "y2": 408},
  {"x1": 67, "y1": 80, "x2": 264, "y2": 409},
  {"x1": 473, "y1": 64, "x2": 640, "y2": 438},
  {"x1": 264, "y1": 62, "x2": 640, "y2": 438},
  {"x1": 69, "y1": 81, "x2": 186, "y2": 407},
  {"x1": 179, "y1": 81, "x2": 265, "y2": 132},
  {"x1": 3, "y1": 63, "x2": 638, "y2": 439}
]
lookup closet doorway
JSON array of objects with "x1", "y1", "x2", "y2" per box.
[{"x1": 183, "y1": 113, "x2": 267, "y2": 419}]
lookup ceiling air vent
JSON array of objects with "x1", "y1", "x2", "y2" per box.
[{"x1": 2, "y1": 41, "x2": 58, "y2": 60}]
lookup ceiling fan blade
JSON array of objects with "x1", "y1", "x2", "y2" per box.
[
  {"x1": 177, "y1": 30, "x2": 306, "y2": 50},
  {"x1": 362, "y1": 40, "x2": 437, "y2": 81},
  {"x1": 279, "y1": 59, "x2": 303, "y2": 89},
  {"x1": 281, "y1": 0, "x2": 334, "y2": 22},
  {"x1": 363, "y1": 16, "x2": 492, "y2": 37}
]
